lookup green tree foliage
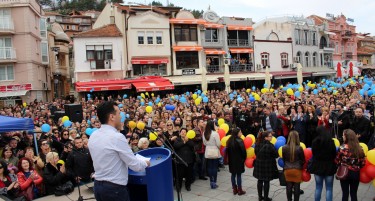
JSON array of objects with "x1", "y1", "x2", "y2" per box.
[
  {"x1": 149, "y1": 1, "x2": 163, "y2": 6},
  {"x1": 189, "y1": 9, "x2": 204, "y2": 19}
]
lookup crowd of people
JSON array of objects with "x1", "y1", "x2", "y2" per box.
[{"x1": 0, "y1": 76, "x2": 375, "y2": 201}]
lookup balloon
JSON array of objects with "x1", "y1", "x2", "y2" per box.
[
  {"x1": 246, "y1": 147, "x2": 255, "y2": 158},
  {"x1": 287, "y1": 88, "x2": 294, "y2": 96},
  {"x1": 304, "y1": 148, "x2": 313, "y2": 161},
  {"x1": 123, "y1": 94, "x2": 127, "y2": 99},
  {"x1": 298, "y1": 87, "x2": 304, "y2": 92},
  {"x1": 129, "y1": 121, "x2": 136, "y2": 129},
  {"x1": 252, "y1": 86, "x2": 256, "y2": 91},
  {"x1": 245, "y1": 158, "x2": 255, "y2": 168},
  {"x1": 240, "y1": 135, "x2": 245, "y2": 140},
  {"x1": 332, "y1": 138, "x2": 340, "y2": 147},
  {"x1": 85, "y1": 128, "x2": 93, "y2": 135},
  {"x1": 248, "y1": 134, "x2": 256, "y2": 145},
  {"x1": 140, "y1": 102, "x2": 145, "y2": 106},
  {"x1": 41, "y1": 124, "x2": 51, "y2": 133},
  {"x1": 62, "y1": 116, "x2": 69, "y2": 123},
  {"x1": 300, "y1": 142, "x2": 306, "y2": 150},
  {"x1": 270, "y1": 137, "x2": 277, "y2": 145},
  {"x1": 246, "y1": 89, "x2": 251, "y2": 93},
  {"x1": 194, "y1": 98, "x2": 201, "y2": 106},
  {"x1": 192, "y1": 94, "x2": 198, "y2": 100},
  {"x1": 141, "y1": 93, "x2": 145, "y2": 98},
  {"x1": 294, "y1": 91, "x2": 301, "y2": 98},
  {"x1": 148, "y1": 102, "x2": 153, "y2": 106},
  {"x1": 221, "y1": 135, "x2": 230, "y2": 147},
  {"x1": 244, "y1": 137, "x2": 253, "y2": 149},
  {"x1": 360, "y1": 143, "x2": 368, "y2": 156},
  {"x1": 360, "y1": 171, "x2": 372, "y2": 183},
  {"x1": 219, "y1": 123, "x2": 229, "y2": 134},
  {"x1": 249, "y1": 96, "x2": 255, "y2": 102},
  {"x1": 136, "y1": 121, "x2": 145, "y2": 130},
  {"x1": 367, "y1": 150, "x2": 375, "y2": 165},
  {"x1": 187, "y1": 130, "x2": 196, "y2": 139},
  {"x1": 278, "y1": 146, "x2": 283, "y2": 158},
  {"x1": 277, "y1": 136, "x2": 286, "y2": 143},
  {"x1": 145, "y1": 106, "x2": 153, "y2": 114},
  {"x1": 261, "y1": 88, "x2": 268, "y2": 94},
  {"x1": 220, "y1": 146, "x2": 226, "y2": 156},
  {"x1": 63, "y1": 120, "x2": 72, "y2": 128},
  {"x1": 364, "y1": 164, "x2": 375, "y2": 179},
  {"x1": 302, "y1": 170, "x2": 311, "y2": 182},
  {"x1": 218, "y1": 118, "x2": 225, "y2": 126},
  {"x1": 218, "y1": 129, "x2": 226, "y2": 139},
  {"x1": 237, "y1": 97, "x2": 243, "y2": 103},
  {"x1": 149, "y1": 132, "x2": 157, "y2": 141},
  {"x1": 120, "y1": 112, "x2": 126, "y2": 123},
  {"x1": 278, "y1": 158, "x2": 284, "y2": 167},
  {"x1": 22, "y1": 102, "x2": 27, "y2": 107},
  {"x1": 165, "y1": 104, "x2": 175, "y2": 111},
  {"x1": 274, "y1": 140, "x2": 286, "y2": 150},
  {"x1": 118, "y1": 104, "x2": 123, "y2": 108}
]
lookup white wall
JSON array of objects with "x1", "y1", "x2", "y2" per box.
[{"x1": 254, "y1": 41, "x2": 293, "y2": 72}]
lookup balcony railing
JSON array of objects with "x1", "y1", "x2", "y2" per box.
[
  {"x1": 228, "y1": 39, "x2": 252, "y2": 47},
  {"x1": 206, "y1": 65, "x2": 223, "y2": 73},
  {"x1": 230, "y1": 64, "x2": 253, "y2": 73},
  {"x1": 319, "y1": 42, "x2": 335, "y2": 49},
  {"x1": 0, "y1": 17, "x2": 14, "y2": 31},
  {"x1": 0, "y1": 47, "x2": 16, "y2": 60}
]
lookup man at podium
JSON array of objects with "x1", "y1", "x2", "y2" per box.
[{"x1": 89, "y1": 101, "x2": 150, "y2": 201}]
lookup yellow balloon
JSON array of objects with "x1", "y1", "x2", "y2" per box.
[
  {"x1": 22, "y1": 102, "x2": 27, "y2": 107},
  {"x1": 261, "y1": 88, "x2": 267, "y2": 94},
  {"x1": 332, "y1": 138, "x2": 340, "y2": 148},
  {"x1": 62, "y1": 116, "x2": 69, "y2": 123},
  {"x1": 246, "y1": 89, "x2": 251, "y2": 93},
  {"x1": 141, "y1": 93, "x2": 145, "y2": 98},
  {"x1": 221, "y1": 135, "x2": 230, "y2": 147},
  {"x1": 129, "y1": 121, "x2": 136, "y2": 129},
  {"x1": 240, "y1": 135, "x2": 245, "y2": 140},
  {"x1": 287, "y1": 88, "x2": 294, "y2": 96},
  {"x1": 151, "y1": 93, "x2": 154, "y2": 97},
  {"x1": 220, "y1": 123, "x2": 229, "y2": 134},
  {"x1": 300, "y1": 142, "x2": 306, "y2": 150},
  {"x1": 141, "y1": 99, "x2": 145, "y2": 102},
  {"x1": 298, "y1": 87, "x2": 304, "y2": 92},
  {"x1": 278, "y1": 146, "x2": 283, "y2": 158},
  {"x1": 218, "y1": 118, "x2": 225, "y2": 126},
  {"x1": 271, "y1": 136, "x2": 277, "y2": 145},
  {"x1": 270, "y1": 88, "x2": 274, "y2": 93},
  {"x1": 246, "y1": 147, "x2": 255, "y2": 158},
  {"x1": 359, "y1": 143, "x2": 368, "y2": 156},
  {"x1": 187, "y1": 130, "x2": 196, "y2": 139},
  {"x1": 254, "y1": 94, "x2": 261, "y2": 101},
  {"x1": 192, "y1": 94, "x2": 198, "y2": 100},
  {"x1": 145, "y1": 106, "x2": 153, "y2": 113},
  {"x1": 280, "y1": 85, "x2": 284, "y2": 89},
  {"x1": 157, "y1": 102, "x2": 162, "y2": 107},
  {"x1": 373, "y1": 179, "x2": 375, "y2": 188},
  {"x1": 248, "y1": 134, "x2": 256, "y2": 144},
  {"x1": 136, "y1": 121, "x2": 145, "y2": 130},
  {"x1": 194, "y1": 98, "x2": 201, "y2": 106},
  {"x1": 57, "y1": 160, "x2": 65, "y2": 165},
  {"x1": 368, "y1": 150, "x2": 375, "y2": 166},
  {"x1": 149, "y1": 132, "x2": 157, "y2": 141}
]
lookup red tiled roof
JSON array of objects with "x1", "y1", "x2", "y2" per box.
[
  {"x1": 115, "y1": 4, "x2": 169, "y2": 15},
  {"x1": 73, "y1": 24, "x2": 122, "y2": 38},
  {"x1": 357, "y1": 46, "x2": 375, "y2": 55}
]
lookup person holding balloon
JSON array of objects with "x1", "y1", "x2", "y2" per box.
[
  {"x1": 335, "y1": 129, "x2": 366, "y2": 201},
  {"x1": 203, "y1": 120, "x2": 221, "y2": 189},
  {"x1": 226, "y1": 128, "x2": 247, "y2": 195}
]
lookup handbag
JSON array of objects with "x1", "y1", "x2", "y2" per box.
[
  {"x1": 278, "y1": 170, "x2": 286, "y2": 186},
  {"x1": 336, "y1": 164, "x2": 349, "y2": 180},
  {"x1": 55, "y1": 181, "x2": 74, "y2": 196},
  {"x1": 205, "y1": 146, "x2": 220, "y2": 159}
]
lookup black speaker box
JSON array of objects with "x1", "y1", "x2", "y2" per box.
[
  {"x1": 53, "y1": 111, "x2": 66, "y2": 123},
  {"x1": 64, "y1": 104, "x2": 83, "y2": 123}
]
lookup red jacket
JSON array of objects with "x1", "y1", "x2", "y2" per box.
[{"x1": 17, "y1": 170, "x2": 43, "y2": 191}]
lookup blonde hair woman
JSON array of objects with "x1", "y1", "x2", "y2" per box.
[
  {"x1": 43, "y1": 152, "x2": 70, "y2": 195},
  {"x1": 137, "y1": 137, "x2": 149, "y2": 150}
]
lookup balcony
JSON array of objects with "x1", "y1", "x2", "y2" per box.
[
  {"x1": 0, "y1": 17, "x2": 15, "y2": 35},
  {"x1": 206, "y1": 65, "x2": 223, "y2": 74},
  {"x1": 228, "y1": 39, "x2": 252, "y2": 47},
  {"x1": 230, "y1": 64, "x2": 253, "y2": 73},
  {"x1": 319, "y1": 42, "x2": 335, "y2": 52},
  {"x1": 342, "y1": 31, "x2": 352, "y2": 40},
  {"x1": 0, "y1": 47, "x2": 16, "y2": 62},
  {"x1": 201, "y1": 39, "x2": 224, "y2": 47},
  {"x1": 344, "y1": 52, "x2": 353, "y2": 60}
]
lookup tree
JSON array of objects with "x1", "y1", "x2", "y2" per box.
[
  {"x1": 149, "y1": 1, "x2": 163, "y2": 6},
  {"x1": 190, "y1": 9, "x2": 204, "y2": 19}
]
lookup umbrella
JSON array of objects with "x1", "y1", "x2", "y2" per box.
[
  {"x1": 201, "y1": 66, "x2": 208, "y2": 92},
  {"x1": 297, "y1": 63, "x2": 303, "y2": 86},
  {"x1": 336, "y1": 62, "x2": 342, "y2": 78},
  {"x1": 349, "y1": 62, "x2": 354, "y2": 77},
  {"x1": 224, "y1": 63, "x2": 230, "y2": 92},
  {"x1": 265, "y1": 66, "x2": 271, "y2": 89}
]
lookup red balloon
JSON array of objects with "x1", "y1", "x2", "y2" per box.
[
  {"x1": 244, "y1": 137, "x2": 253, "y2": 149},
  {"x1": 218, "y1": 129, "x2": 226, "y2": 140},
  {"x1": 360, "y1": 171, "x2": 372, "y2": 183},
  {"x1": 364, "y1": 164, "x2": 375, "y2": 179},
  {"x1": 304, "y1": 148, "x2": 313, "y2": 161},
  {"x1": 245, "y1": 158, "x2": 254, "y2": 168},
  {"x1": 302, "y1": 170, "x2": 311, "y2": 182},
  {"x1": 303, "y1": 161, "x2": 308, "y2": 169},
  {"x1": 220, "y1": 146, "x2": 226, "y2": 156}
]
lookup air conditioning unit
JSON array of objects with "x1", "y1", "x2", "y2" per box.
[
  {"x1": 224, "y1": 59, "x2": 230, "y2": 65},
  {"x1": 291, "y1": 63, "x2": 297, "y2": 69},
  {"x1": 199, "y1": 24, "x2": 206, "y2": 31},
  {"x1": 293, "y1": 57, "x2": 299, "y2": 63},
  {"x1": 104, "y1": 60, "x2": 111, "y2": 69},
  {"x1": 42, "y1": 82, "x2": 48, "y2": 90}
]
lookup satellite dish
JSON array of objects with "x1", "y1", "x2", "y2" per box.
[{"x1": 203, "y1": 9, "x2": 220, "y2": 23}]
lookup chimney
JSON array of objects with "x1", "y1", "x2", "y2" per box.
[{"x1": 110, "y1": 3, "x2": 115, "y2": 24}]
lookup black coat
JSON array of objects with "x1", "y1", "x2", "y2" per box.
[
  {"x1": 282, "y1": 145, "x2": 305, "y2": 170},
  {"x1": 262, "y1": 113, "x2": 279, "y2": 133},
  {"x1": 43, "y1": 163, "x2": 70, "y2": 196},
  {"x1": 65, "y1": 148, "x2": 94, "y2": 182},
  {"x1": 253, "y1": 141, "x2": 278, "y2": 181},
  {"x1": 305, "y1": 113, "x2": 318, "y2": 147},
  {"x1": 173, "y1": 137, "x2": 195, "y2": 164},
  {"x1": 227, "y1": 136, "x2": 247, "y2": 174},
  {"x1": 350, "y1": 116, "x2": 370, "y2": 143},
  {"x1": 234, "y1": 109, "x2": 251, "y2": 135},
  {"x1": 310, "y1": 137, "x2": 337, "y2": 176}
]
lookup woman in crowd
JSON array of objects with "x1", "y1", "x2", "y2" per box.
[
  {"x1": 203, "y1": 120, "x2": 221, "y2": 189},
  {"x1": 129, "y1": 134, "x2": 140, "y2": 152},
  {"x1": 43, "y1": 152, "x2": 70, "y2": 196},
  {"x1": 1, "y1": 146, "x2": 19, "y2": 167},
  {"x1": 0, "y1": 161, "x2": 20, "y2": 200},
  {"x1": 336, "y1": 129, "x2": 366, "y2": 201},
  {"x1": 17, "y1": 157, "x2": 43, "y2": 200},
  {"x1": 226, "y1": 128, "x2": 247, "y2": 195},
  {"x1": 173, "y1": 128, "x2": 195, "y2": 191},
  {"x1": 253, "y1": 131, "x2": 278, "y2": 201},
  {"x1": 318, "y1": 107, "x2": 330, "y2": 130},
  {"x1": 69, "y1": 129, "x2": 79, "y2": 140},
  {"x1": 310, "y1": 126, "x2": 337, "y2": 201},
  {"x1": 305, "y1": 105, "x2": 318, "y2": 147},
  {"x1": 291, "y1": 105, "x2": 307, "y2": 143},
  {"x1": 24, "y1": 147, "x2": 44, "y2": 176},
  {"x1": 137, "y1": 137, "x2": 149, "y2": 151},
  {"x1": 277, "y1": 105, "x2": 291, "y2": 137},
  {"x1": 283, "y1": 130, "x2": 305, "y2": 201},
  {"x1": 164, "y1": 120, "x2": 179, "y2": 143}
]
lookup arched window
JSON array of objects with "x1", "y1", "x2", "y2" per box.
[
  {"x1": 305, "y1": 52, "x2": 310, "y2": 67},
  {"x1": 267, "y1": 32, "x2": 279, "y2": 40},
  {"x1": 296, "y1": 51, "x2": 302, "y2": 63},
  {"x1": 312, "y1": 52, "x2": 317, "y2": 67}
]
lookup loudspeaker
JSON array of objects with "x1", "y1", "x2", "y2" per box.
[
  {"x1": 64, "y1": 104, "x2": 83, "y2": 123},
  {"x1": 53, "y1": 111, "x2": 66, "y2": 123}
]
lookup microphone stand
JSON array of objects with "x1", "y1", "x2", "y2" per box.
[{"x1": 148, "y1": 130, "x2": 187, "y2": 201}]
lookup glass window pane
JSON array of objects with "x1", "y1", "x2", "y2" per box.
[
  {"x1": 95, "y1": 45, "x2": 103, "y2": 50},
  {"x1": 4, "y1": 38, "x2": 11, "y2": 47},
  {"x1": 0, "y1": 66, "x2": 6, "y2": 80},
  {"x1": 96, "y1": 51, "x2": 103, "y2": 60},
  {"x1": 205, "y1": 29, "x2": 211, "y2": 40},
  {"x1": 104, "y1": 45, "x2": 112, "y2": 50},
  {"x1": 86, "y1": 45, "x2": 94, "y2": 50},
  {"x1": 7, "y1": 65, "x2": 13, "y2": 80},
  {"x1": 190, "y1": 27, "x2": 197, "y2": 41},
  {"x1": 181, "y1": 28, "x2": 189, "y2": 41}
]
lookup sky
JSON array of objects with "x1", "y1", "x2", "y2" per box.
[{"x1": 132, "y1": 0, "x2": 375, "y2": 35}]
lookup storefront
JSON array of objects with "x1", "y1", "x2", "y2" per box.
[{"x1": 0, "y1": 83, "x2": 31, "y2": 108}]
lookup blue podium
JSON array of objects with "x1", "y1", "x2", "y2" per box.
[{"x1": 128, "y1": 148, "x2": 173, "y2": 201}]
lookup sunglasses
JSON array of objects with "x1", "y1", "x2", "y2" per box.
[
  {"x1": 167, "y1": 124, "x2": 173, "y2": 126},
  {"x1": 63, "y1": 134, "x2": 69, "y2": 136},
  {"x1": 42, "y1": 142, "x2": 49, "y2": 146}
]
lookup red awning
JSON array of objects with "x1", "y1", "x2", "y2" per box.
[
  {"x1": 204, "y1": 22, "x2": 224, "y2": 28},
  {"x1": 131, "y1": 57, "x2": 169, "y2": 65},
  {"x1": 271, "y1": 71, "x2": 312, "y2": 78},
  {"x1": 172, "y1": 46, "x2": 203, "y2": 51},
  {"x1": 75, "y1": 80, "x2": 132, "y2": 92},
  {"x1": 229, "y1": 48, "x2": 254, "y2": 53},
  {"x1": 204, "y1": 49, "x2": 226, "y2": 55},
  {"x1": 132, "y1": 80, "x2": 174, "y2": 92},
  {"x1": 169, "y1": 19, "x2": 206, "y2": 24},
  {"x1": 227, "y1": 25, "x2": 253, "y2": 31}
]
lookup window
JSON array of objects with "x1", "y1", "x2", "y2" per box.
[
  {"x1": 86, "y1": 45, "x2": 113, "y2": 69},
  {"x1": 72, "y1": 25, "x2": 76, "y2": 30},
  {"x1": 40, "y1": 18, "x2": 47, "y2": 38},
  {"x1": 41, "y1": 42, "x2": 48, "y2": 63},
  {"x1": 156, "y1": 31, "x2": 163, "y2": 44},
  {"x1": 341, "y1": 42, "x2": 344, "y2": 53},
  {"x1": 304, "y1": 30, "x2": 309, "y2": 45},
  {"x1": 296, "y1": 51, "x2": 302, "y2": 63},
  {"x1": 176, "y1": 52, "x2": 199, "y2": 69},
  {"x1": 281, "y1": 53, "x2": 288, "y2": 67},
  {"x1": 261, "y1": 53, "x2": 269, "y2": 67},
  {"x1": 86, "y1": 45, "x2": 95, "y2": 60},
  {"x1": 294, "y1": 29, "x2": 301, "y2": 45},
  {"x1": 133, "y1": 64, "x2": 166, "y2": 76},
  {"x1": 74, "y1": 18, "x2": 81, "y2": 23},
  {"x1": 137, "y1": 32, "x2": 144, "y2": 44},
  {"x1": 147, "y1": 32, "x2": 154, "y2": 44},
  {"x1": 174, "y1": 25, "x2": 197, "y2": 41},
  {"x1": 0, "y1": 37, "x2": 12, "y2": 59},
  {"x1": 0, "y1": 9, "x2": 11, "y2": 30},
  {"x1": 305, "y1": 52, "x2": 310, "y2": 67},
  {"x1": 335, "y1": 42, "x2": 339, "y2": 53},
  {"x1": 205, "y1": 28, "x2": 218, "y2": 42},
  {"x1": 312, "y1": 32, "x2": 317, "y2": 46},
  {"x1": 104, "y1": 45, "x2": 112, "y2": 60},
  {"x1": 312, "y1": 52, "x2": 317, "y2": 67},
  {"x1": 0, "y1": 65, "x2": 14, "y2": 81},
  {"x1": 66, "y1": 25, "x2": 70, "y2": 30}
]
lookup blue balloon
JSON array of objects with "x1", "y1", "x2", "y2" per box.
[
  {"x1": 121, "y1": 116, "x2": 125, "y2": 123},
  {"x1": 263, "y1": 83, "x2": 268, "y2": 88},
  {"x1": 123, "y1": 94, "x2": 127, "y2": 99},
  {"x1": 233, "y1": 91, "x2": 237, "y2": 95},
  {"x1": 275, "y1": 140, "x2": 286, "y2": 150},
  {"x1": 313, "y1": 89, "x2": 318, "y2": 95},
  {"x1": 277, "y1": 136, "x2": 286, "y2": 143},
  {"x1": 148, "y1": 102, "x2": 153, "y2": 106},
  {"x1": 294, "y1": 91, "x2": 301, "y2": 98},
  {"x1": 87, "y1": 120, "x2": 91, "y2": 125},
  {"x1": 359, "y1": 89, "x2": 365, "y2": 96},
  {"x1": 41, "y1": 124, "x2": 51, "y2": 133},
  {"x1": 85, "y1": 128, "x2": 93, "y2": 135},
  {"x1": 165, "y1": 104, "x2": 175, "y2": 111},
  {"x1": 278, "y1": 158, "x2": 284, "y2": 168},
  {"x1": 155, "y1": 99, "x2": 160, "y2": 104},
  {"x1": 203, "y1": 97, "x2": 209, "y2": 103},
  {"x1": 137, "y1": 96, "x2": 142, "y2": 100},
  {"x1": 252, "y1": 86, "x2": 256, "y2": 91},
  {"x1": 197, "y1": 90, "x2": 202, "y2": 94},
  {"x1": 120, "y1": 112, "x2": 125, "y2": 118},
  {"x1": 249, "y1": 96, "x2": 255, "y2": 102},
  {"x1": 186, "y1": 92, "x2": 190, "y2": 96},
  {"x1": 237, "y1": 97, "x2": 243, "y2": 103},
  {"x1": 229, "y1": 93, "x2": 234, "y2": 98},
  {"x1": 63, "y1": 120, "x2": 72, "y2": 128},
  {"x1": 174, "y1": 95, "x2": 179, "y2": 100},
  {"x1": 87, "y1": 94, "x2": 91, "y2": 98},
  {"x1": 140, "y1": 102, "x2": 145, "y2": 106},
  {"x1": 171, "y1": 116, "x2": 176, "y2": 121},
  {"x1": 126, "y1": 114, "x2": 130, "y2": 118},
  {"x1": 118, "y1": 104, "x2": 123, "y2": 108}
]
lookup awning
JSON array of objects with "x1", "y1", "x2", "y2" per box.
[
  {"x1": 271, "y1": 71, "x2": 312, "y2": 79},
  {"x1": 131, "y1": 57, "x2": 169, "y2": 65},
  {"x1": 227, "y1": 25, "x2": 253, "y2": 31},
  {"x1": 204, "y1": 49, "x2": 226, "y2": 55},
  {"x1": 312, "y1": 71, "x2": 337, "y2": 76},
  {"x1": 229, "y1": 48, "x2": 254, "y2": 53},
  {"x1": 0, "y1": 90, "x2": 29, "y2": 98},
  {"x1": 75, "y1": 80, "x2": 132, "y2": 92},
  {"x1": 173, "y1": 46, "x2": 203, "y2": 51},
  {"x1": 169, "y1": 19, "x2": 205, "y2": 24},
  {"x1": 324, "y1": 31, "x2": 336, "y2": 35},
  {"x1": 204, "y1": 22, "x2": 224, "y2": 28},
  {"x1": 132, "y1": 80, "x2": 174, "y2": 92}
]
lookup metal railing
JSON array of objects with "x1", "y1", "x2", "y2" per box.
[
  {"x1": 206, "y1": 65, "x2": 223, "y2": 73},
  {"x1": 319, "y1": 42, "x2": 335, "y2": 49},
  {"x1": 0, "y1": 47, "x2": 16, "y2": 60},
  {"x1": 0, "y1": 17, "x2": 14, "y2": 31},
  {"x1": 230, "y1": 64, "x2": 253, "y2": 72},
  {"x1": 228, "y1": 39, "x2": 252, "y2": 47}
]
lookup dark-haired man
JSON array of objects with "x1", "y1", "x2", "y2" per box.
[
  {"x1": 350, "y1": 107, "x2": 370, "y2": 143},
  {"x1": 89, "y1": 101, "x2": 150, "y2": 201}
]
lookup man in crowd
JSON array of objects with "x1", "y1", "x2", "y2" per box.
[{"x1": 350, "y1": 107, "x2": 371, "y2": 143}]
